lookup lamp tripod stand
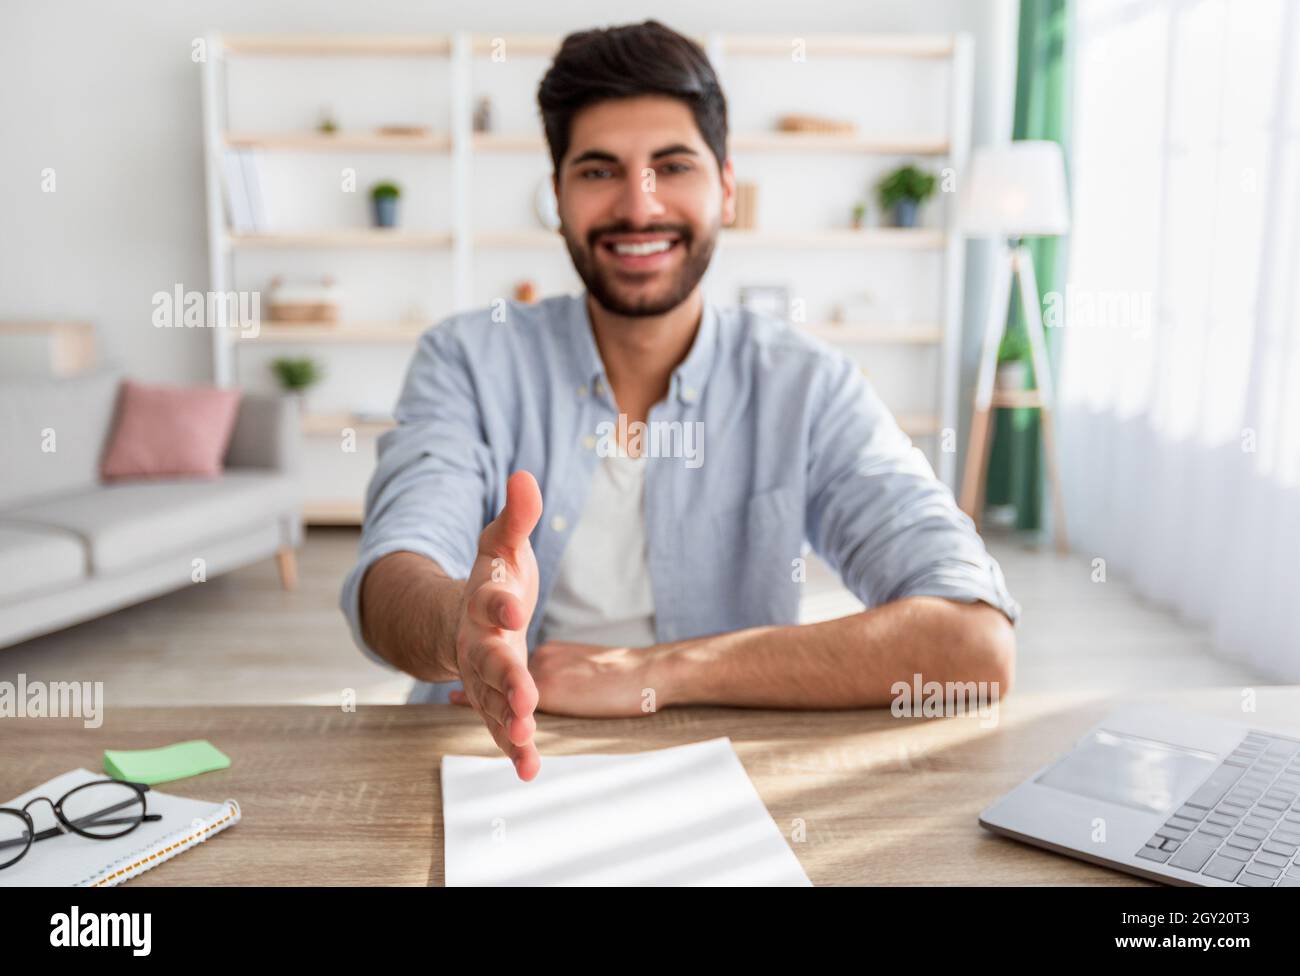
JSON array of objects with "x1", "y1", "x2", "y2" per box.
[{"x1": 958, "y1": 241, "x2": 1069, "y2": 554}]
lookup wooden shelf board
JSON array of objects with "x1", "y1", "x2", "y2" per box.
[
  {"x1": 473, "y1": 229, "x2": 564, "y2": 247},
  {"x1": 222, "y1": 34, "x2": 451, "y2": 57},
  {"x1": 722, "y1": 228, "x2": 946, "y2": 249},
  {"x1": 472, "y1": 132, "x2": 547, "y2": 152},
  {"x1": 730, "y1": 133, "x2": 949, "y2": 154},
  {"x1": 225, "y1": 131, "x2": 450, "y2": 152},
  {"x1": 470, "y1": 34, "x2": 561, "y2": 57},
  {"x1": 722, "y1": 34, "x2": 955, "y2": 58},
  {"x1": 301, "y1": 413, "x2": 395, "y2": 436},
  {"x1": 237, "y1": 324, "x2": 428, "y2": 343},
  {"x1": 802, "y1": 324, "x2": 944, "y2": 344},
  {"x1": 228, "y1": 230, "x2": 452, "y2": 249},
  {"x1": 0, "y1": 320, "x2": 94, "y2": 336},
  {"x1": 302, "y1": 500, "x2": 366, "y2": 525}
]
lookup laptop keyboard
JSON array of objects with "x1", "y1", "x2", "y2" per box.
[{"x1": 1135, "y1": 732, "x2": 1300, "y2": 886}]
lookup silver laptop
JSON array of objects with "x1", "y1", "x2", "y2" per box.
[{"x1": 980, "y1": 707, "x2": 1300, "y2": 887}]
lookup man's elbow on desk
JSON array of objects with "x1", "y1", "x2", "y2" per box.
[
  {"x1": 939, "y1": 598, "x2": 1017, "y2": 699},
  {"x1": 843, "y1": 595, "x2": 1017, "y2": 706}
]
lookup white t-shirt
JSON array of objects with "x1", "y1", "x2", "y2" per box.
[{"x1": 538, "y1": 453, "x2": 657, "y2": 647}]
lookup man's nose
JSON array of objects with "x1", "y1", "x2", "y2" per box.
[{"x1": 612, "y1": 170, "x2": 667, "y2": 226}]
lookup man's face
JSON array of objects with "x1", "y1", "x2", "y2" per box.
[{"x1": 555, "y1": 95, "x2": 736, "y2": 317}]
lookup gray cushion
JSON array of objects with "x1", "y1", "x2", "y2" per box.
[
  {"x1": 0, "y1": 523, "x2": 87, "y2": 602},
  {"x1": 3, "y1": 470, "x2": 297, "y2": 575},
  {"x1": 0, "y1": 370, "x2": 121, "y2": 508}
]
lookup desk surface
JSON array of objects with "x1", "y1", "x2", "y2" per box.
[{"x1": 7, "y1": 687, "x2": 1297, "y2": 886}]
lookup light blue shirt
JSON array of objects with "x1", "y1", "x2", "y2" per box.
[{"x1": 340, "y1": 292, "x2": 1020, "y2": 703}]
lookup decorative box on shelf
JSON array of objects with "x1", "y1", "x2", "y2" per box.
[{"x1": 266, "y1": 276, "x2": 342, "y2": 324}]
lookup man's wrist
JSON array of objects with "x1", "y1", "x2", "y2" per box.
[
  {"x1": 430, "y1": 582, "x2": 468, "y2": 679},
  {"x1": 647, "y1": 637, "x2": 710, "y2": 708}
]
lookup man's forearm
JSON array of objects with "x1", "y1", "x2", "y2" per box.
[
  {"x1": 652, "y1": 596, "x2": 1015, "y2": 710},
  {"x1": 359, "y1": 552, "x2": 465, "y2": 682}
]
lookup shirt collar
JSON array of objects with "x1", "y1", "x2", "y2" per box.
[{"x1": 567, "y1": 292, "x2": 719, "y2": 406}]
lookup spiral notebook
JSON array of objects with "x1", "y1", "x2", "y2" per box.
[{"x1": 0, "y1": 768, "x2": 240, "y2": 887}]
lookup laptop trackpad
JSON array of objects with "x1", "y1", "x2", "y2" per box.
[{"x1": 1036, "y1": 728, "x2": 1219, "y2": 814}]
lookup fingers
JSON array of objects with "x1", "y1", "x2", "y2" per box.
[
  {"x1": 458, "y1": 636, "x2": 541, "y2": 749},
  {"x1": 456, "y1": 684, "x2": 542, "y2": 781},
  {"x1": 481, "y1": 470, "x2": 543, "y2": 557},
  {"x1": 463, "y1": 683, "x2": 537, "y2": 746},
  {"x1": 472, "y1": 640, "x2": 539, "y2": 714},
  {"x1": 513, "y1": 743, "x2": 541, "y2": 781},
  {"x1": 466, "y1": 579, "x2": 527, "y2": 632},
  {"x1": 478, "y1": 700, "x2": 533, "y2": 773}
]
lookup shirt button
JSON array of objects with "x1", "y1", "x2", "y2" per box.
[
  {"x1": 594, "y1": 380, "x2": 606, "y2": 396},
  {"x1": 581, "y1": 435, "x2": 596, "y2": 451},
  {"x1": 550, "y1": 515, "x2": 568, "y2": 533},
  {"x1": 577, "y1": 385, "x2": 588, "y2": 398},
  {"x1": 682, "y1": 386, "x2": 698, "y2": 402}
]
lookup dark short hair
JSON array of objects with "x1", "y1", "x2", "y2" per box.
[{"x1": 537, "y1": 20, "x2": 728, "y2": 173}]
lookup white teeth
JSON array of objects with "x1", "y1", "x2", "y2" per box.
[{"x1": 612, "y1": 240, "x2": 673, "y2": 256}]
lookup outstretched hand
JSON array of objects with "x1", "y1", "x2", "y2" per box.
[{"x1": 451, "y1": 470, "x2": 544, "y2": 780}]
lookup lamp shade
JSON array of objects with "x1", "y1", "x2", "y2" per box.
[{"x1": 959, "y1": 140, "x2": 1070, "y2": 238}]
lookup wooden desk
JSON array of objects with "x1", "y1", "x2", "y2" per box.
[{"x1": 6, "y1": 687, "x2": 1297, "y2": 885}]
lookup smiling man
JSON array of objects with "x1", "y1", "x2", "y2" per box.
[{"x1": 341, "y1": 20, "x2": 1020, "y2": 781}]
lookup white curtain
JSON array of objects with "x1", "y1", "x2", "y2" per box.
[{"x1": 1059, "y1": 0, "x2": 1300, "y2": 680}]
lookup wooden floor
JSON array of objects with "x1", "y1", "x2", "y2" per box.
[{"x1": 0, "y1": 527, "x2": 1262, "y2": 705}]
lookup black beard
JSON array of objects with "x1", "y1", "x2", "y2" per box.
[{"x1": 562, "y1": 220, "x2": 718, "y2": 317}]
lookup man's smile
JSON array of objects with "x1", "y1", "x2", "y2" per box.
[{"x1": 594, "y1": 230, "x2": 685, "y2": 273}]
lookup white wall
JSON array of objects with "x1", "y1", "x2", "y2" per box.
[{"x1": 0, "y1": 0, "x2": 1016, "y2": 459}]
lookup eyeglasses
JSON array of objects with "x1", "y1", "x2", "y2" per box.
[{"x1": 0, "y1": 779, "x2": 162, "y2": 870}]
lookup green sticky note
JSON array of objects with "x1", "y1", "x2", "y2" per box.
[{"x1": 103, "y1": 740, "x2": 231, "y2": 785}]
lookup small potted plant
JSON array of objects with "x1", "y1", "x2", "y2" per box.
[
  {"x1": 271, "y1": 357, "x2": 324, "y2": 409},
  {"x1": 851, "y1": 200, "x2": 868, "y2": 230},
  {"x1": 371, "y1": 181, "x2": 401, "y2": 229},
  {"x1": 995, "y1": 328, "x2": 1032, "y2": 391},
  {"x1": 875, "y1": 164, "x2": 937, "y2": 228}
]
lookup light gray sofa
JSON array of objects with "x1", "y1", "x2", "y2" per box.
[{"x1": 0, "y1": 370, "x2": 302, "y2": 648}]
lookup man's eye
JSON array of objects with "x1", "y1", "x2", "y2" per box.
[
  {"x1": 661, "y1": 161, "x2": 693, "y2": 175},
  {"x1": 580, "y1": 168, "x2": 613, "y2": 180}
]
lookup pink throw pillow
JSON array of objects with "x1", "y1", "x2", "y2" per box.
[{"x1": 100, "y1": 380, "x2": 243, "y2": 481}]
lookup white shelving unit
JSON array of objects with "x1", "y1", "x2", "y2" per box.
[{"x1": 201, "y1": 31, "x2": 973, "y2": 524}]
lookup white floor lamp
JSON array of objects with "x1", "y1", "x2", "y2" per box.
[{"x1": 957, "y1": 141, "x2": 1071, "y2": 553}]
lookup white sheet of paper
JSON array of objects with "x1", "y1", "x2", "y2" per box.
[{"x1": 441, "y1": 737, "x2": 811, "y2": 885}]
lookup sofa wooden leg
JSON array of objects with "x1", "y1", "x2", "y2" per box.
[{"x1": 275, "y1": 547, "x2": 298, "y2": 591}]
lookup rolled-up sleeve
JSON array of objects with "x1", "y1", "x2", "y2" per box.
[
  {"x1": 805, "y1": 356, "x2": 1020, "y2": 624},
  {"x1": 339, "y1": 324, "x2": 497, "y2": 666}
]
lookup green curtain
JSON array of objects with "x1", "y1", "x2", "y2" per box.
[{"x1": 983, "y1": 0, "x2": 1072, "y2": 531}]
